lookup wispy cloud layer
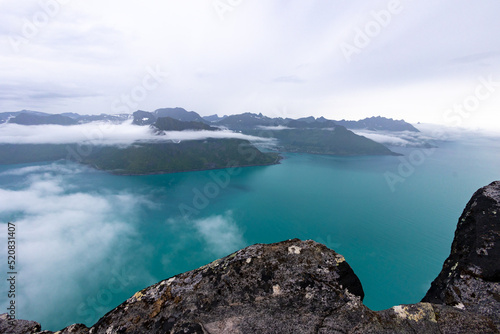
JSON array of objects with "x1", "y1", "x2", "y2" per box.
[
  {"x1": 256, "y1": 125, "x2": 292, "y2": 131},
  {"x1": 354, "y1": 124, "x2": 500, "y2": 148},
  {"x1": 354, "y1": 131, "x2": 417, "y2": 147},
  {"x1": 0, "y1": 121, "x2": 272, "y2": 145},
  {"x1": 193, "y1": 212, "x2": 246, "y2": 257},
  {"x1": 0, "y1": 163, "x2": 154, "y2": 329},
  {"x1": 166, "y1": 211, "x2": 247, "y2": 260}
]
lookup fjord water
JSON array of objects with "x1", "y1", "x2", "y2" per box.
[{"x1": 1, "y1": 138, "x2": 500, "y2": 331}]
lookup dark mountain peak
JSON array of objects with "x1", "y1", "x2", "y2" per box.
[
  {"x1": 60, "y1": 112, "x2": 82, "y2": 119},
  {"x1": 76, "y1": 113, "x2": 130, "y2": 123},
  {"x1": 9, "y1": 112, "x2": 78, "y2": 126},
  {"x1": 217, "y1": 112, "x2": 286, "y2": 130},
  {"x1": 18, "y1": 109, "x2": 49, "y2": 116},
  {"x1": 153, "y1": 107, "x2": 206, "y2": 123},
  {"x1": 286, "y1": 119, "x2": 337, "y2": 129},
  {"x1": 231, "y1": 112, "x2": 268, "y2": 119},
  {"x1": 203, "y1": 114, "x2": 227, "y2": 123},
  {"x1": 1, "y1": 110, "x2": 131, "y2": 125},
  {"x1": 335, "y1": 116, "x2": 419, "y2": 132},
  {"x1": 152, "y1": 117, "x2": 218, "y2": 132},
  {"x1": 213, "y1": 112, "x2": 398, "y2": 156},
  {"x1": 132, "y1": 110, "x2": 156, "y2": 125},
  {"x1": 132, "y1": 108, "x2": 207, "y2": 126},
  {"x1": 1, "y1": 110, "x2": 51, "y2": 124},
  {"x1": 296, "y1": 116, "x2": 316, "y2": 123}
]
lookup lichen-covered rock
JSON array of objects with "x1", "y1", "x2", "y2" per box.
[
  {"x1": 56, "y1": 323, "x2": 90, "y2": 334},
  {"x1": 0, "y1": 316, "x2": 89, "y2": 334},
  {"x1": 89, "y1": 239, "x2": 366, "y2": 333},
  {"x1": 75, "y1": 238, "x2": 498, "y2": 333},
  {"x1": 373, "y1": 303, "x2": 497, "y2": 334},
  {"x1": 422, "y1": 180, "x2": 500, "y2": 329},
  {"x1": 0, "y1": 313, "x2": 41, "y2": 334}
]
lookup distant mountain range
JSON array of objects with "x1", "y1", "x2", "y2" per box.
[
  {"x1": 152, "y1": 117, "x2": 218, "y2": 132},
  {"x1": 8, "y1": 112, "x2": 78, "y2": 126},
  {"x1": 0, "y1": 107, "x2": 417, "y2": 173},
  {"x1": 132, "y1": 108, "x2": 206, "y2": 126},
  {"x1": 1, "y1": 108, "x2": 418, "y2": 133},
  {"x1": 0, "y1": 110, "x2": 130, "y2": 125},
  {"x1": 205, "y1": 112, "x2": 419, "y2": 132},
  {"x1": 334, "y1": 116, "x2": 419, "y2": 132}
]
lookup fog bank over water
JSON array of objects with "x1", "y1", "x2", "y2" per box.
[
  {"x1": 0, "y1": 163, "x2": 157, "y2": 329},
  {"x1": 354, "y1": 123, "x2": 500, "y2": 148},
  {"x1": 1, "y1": 119, "x2": 497, "y2": 152},
  {"x1": 0, "y1": 120, "x2": 273, "y2": 145}
]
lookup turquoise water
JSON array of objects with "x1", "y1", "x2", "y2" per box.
[{"x1": 1, "y1": 138, "x2": 500, "y2": 331}]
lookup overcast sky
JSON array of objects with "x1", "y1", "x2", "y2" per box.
[{"x1": 1, "y1": 0, "x2": 500, "y2": 129}]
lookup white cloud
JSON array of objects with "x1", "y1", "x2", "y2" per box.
[
  {"x1": 0, "y1": 163, "x2": 154, "y2": 329},
  {"x1": 193, "y1": 212, "x2": 246, "y2": 258},
  {"x1": 0, "y1": 120, "x2": 273, "y2": 145},
  {"x1": 354, "y1": 131, "x2": 414, "y2": 147},
  {"x1": 256, "y1": 125, "x2": 292, "y2": 130},
  {"x1": 0, "y1": 163, "x2": 83, "y2": 176},
  {"x1": 415, "y1": 123, "x2": 500, "y2": 142},
  {"x1": 1, "y1": 1, "x2": 499, "y2": 129},
  {"x1": 353, "y1": 125, "x2": 500, "y2": 148}
]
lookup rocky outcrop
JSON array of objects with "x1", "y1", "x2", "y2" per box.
[
  {"x1": 90, "y1": 239, "x2": 369, "y2": 333},
  {"x1": 0, "y1": 313, "x2": 40, "y2": 333},
  {"x1": 422, "y1": 180, "x2": 500, "y2": 327},
  {"x1": 1, "y1": 182, "x2": 499, "y2": 333}
]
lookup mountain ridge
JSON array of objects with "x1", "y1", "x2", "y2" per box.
[
  {"x1": 0, "y1": 108, "x2": 406, "y2": 161},
  {"x1": 2, "y1": 108, "x2": 418, "y2": 133}
]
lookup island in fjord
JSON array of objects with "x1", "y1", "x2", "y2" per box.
[{"x1": 0, "y1": 107, "x2": 409, "y2": 174}]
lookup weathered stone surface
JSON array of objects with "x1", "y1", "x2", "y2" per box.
[
  {"x1": 1, "y1": 181, "x2": 499, "y2": 333},
  {"x1": 57, "y1": 323, "x2": 90, "y2": 334},
  {"x1": 0, "y1": 317, "x2": 89, "y2": 334},
  {"x1": 422, "y1": 180, "x2": 500, "y2": 329},
  {"x1": 88, "y1": 239, "x2": 365, "y2": 333},
  {"x1": 373, "y1": 303, "x2": 497, "y2": 334},
  {"x1": 83, "y1": 238, "x2": 498, "y2": 333},
  {"x1": 0, "y1": 313, "x2": 40, "y2": 334}
]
